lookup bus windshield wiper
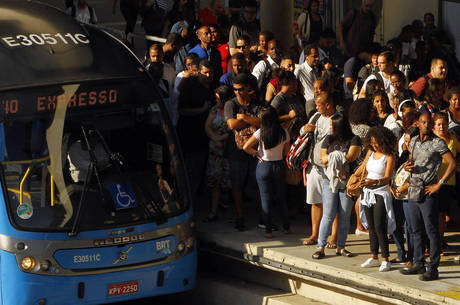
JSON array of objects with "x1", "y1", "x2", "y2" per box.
[
  {"x1": 68, "y1": 162, "x2": 93, "y2": 237},
  {"x1": 68, "y1": 125, "x2": 107, "y2": 237},
  {"x1": 93, "y1": 127, "x2": 167, "y2": 225}
]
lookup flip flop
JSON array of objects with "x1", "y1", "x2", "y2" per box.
[
  {"x1": 302, "y1": 238, "x2": 317, "y2": 245},
  {"x1": 336, "y1": 249, "x2": 354, "y2": 257},
  {"x1": 312, "y1": 251, "x2": 325, "y2": 259},
  {"x1": 326, "y1": 242, "x2": 337, "y2": 249}
]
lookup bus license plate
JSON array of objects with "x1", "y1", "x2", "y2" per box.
[{"x1": 108, "y1": 281, "x2": 139, "y2": 296}]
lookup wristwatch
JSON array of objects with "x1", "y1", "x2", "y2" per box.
[{"x1": 439, "y1": 179, "x2": 445, "y2": 185}]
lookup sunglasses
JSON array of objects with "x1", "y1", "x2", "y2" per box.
[
  {"x1": 233, "y1": 87, "x2": 245, "y2": 92},
  {"x1": 236, "y1": 45, "x2": 249, "y2": 49}
]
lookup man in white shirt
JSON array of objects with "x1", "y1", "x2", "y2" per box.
[
  {"x1": 67, "y1": 0, "x2": 97, "y2": 24},
  {"x1": 359, "y1": 51, "x2": 396, "y2": 98},
  {"x1": 252, "y1": 39, "x2": 281, "y2": 81},
  {"x1": 295, "y1": 45, "x2": 321, "y2": 101}
]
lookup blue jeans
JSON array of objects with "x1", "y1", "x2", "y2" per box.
[
  {"x1": 408, "y1": 194, "x2": 440, "y2": 271},
  {"x1": 402, "y1": 200, "x2": 414, "y2": 262},
  {"x1": 392, "y1": 199, "x2": 407, "y2": 260},
  {"x1": 318, "y1": 179, "x2": 354, "y2": 249},
  {"x1": 256, "y1": 160, "x2": 289, "y2": 234}
]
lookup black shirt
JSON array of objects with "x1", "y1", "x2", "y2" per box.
[
  {"x1": 224, "y1": 97, "x2": 264, "y2": 160},
  {"x1": 177, "y1": 76, "x2": 214, "y2": 152}
]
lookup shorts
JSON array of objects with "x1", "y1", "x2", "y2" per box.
[
  {"x1": 438, "y1": 185, "x2": 456, "y2": 214},
  {"x1": 229, "y1": 157, "x2": 257, "y2": 191},
  {"x1": 306, "y1": 165, "x2": 325, "y2": 204}
]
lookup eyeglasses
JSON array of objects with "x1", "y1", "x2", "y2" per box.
[
  {"x1": 236, "y1": 45, "x2": 249, "y2": 49},
  {"x1": 233, "y1": 87, "x2": 245, "y2": 92}
]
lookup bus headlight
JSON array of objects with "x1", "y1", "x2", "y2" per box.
[{"x1": 21, "y1": 256, "x2": 36, "y2": 271}]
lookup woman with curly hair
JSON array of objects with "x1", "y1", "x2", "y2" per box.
[{"x1": 356, "y1": 126, "x2": 396, "y2": 272}]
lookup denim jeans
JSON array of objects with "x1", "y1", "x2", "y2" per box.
[
  {"x1": 256, "y1": 160, "x2": 289, "y2": 234},
  {"x1": 317, "y1": 179, "x2": 354, "y2": 249},
  {"x1": 402, "y1": 200, "x2": 414, "y2": 262},
  {"x1": 392, "y1": 199, "x2": 407, "y2": 260},
  {"x1": 408, "y1": 194, "x2": 440, "y2": 271}
]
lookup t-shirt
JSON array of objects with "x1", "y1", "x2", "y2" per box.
[
  {"x1": 271, "y1": 92, "x2": 307, "y2": 139},
  {"x1": 321, "y1": 135, "x2": 362, "y2": 154},
  {"x1": 362, "y1": 72, "x2": 394, "y2": 94},
  {"x1": 409, "y1": 134, "x2": 450, "y2": 185},
  {"x1": 308, "y1": 112, "x2": 337, "y2": 167},
  {"x1": 198, "y1": 7, "x2": 218, "y2": 26},
  {"x1": 228, "y1": 17, "x2": 260, "y2": 48},
  {"x1": 340, "y1": 8, "x2": 375, "y2": 56},
  {"x1": 437, "y1": 132, "x2": 460, "y2": 185},
  {"x1": 177, "y1": 76, "x2": 214, "y2": 152},
  {"x1": 253, "y1": 129, "x2": 289, "y2": 161},
  {"x1": 224, "y1": 97, "x2": 264, "y2": 160}
]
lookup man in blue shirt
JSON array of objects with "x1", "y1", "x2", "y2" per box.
[{"x1": 189, "y1": 26, "x2": 223, "y2": 85}]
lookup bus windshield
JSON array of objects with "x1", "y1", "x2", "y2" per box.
[{"x1": 0, "y1": 84, "x2": 188, "y2": 232}]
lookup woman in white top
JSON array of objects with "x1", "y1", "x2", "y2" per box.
[
  {"x1": 356, "y1": 126, "x2": 396, "y2": 272},
  {"x1": 244, "y1": 106, "x2": 291, "y2": 238}
]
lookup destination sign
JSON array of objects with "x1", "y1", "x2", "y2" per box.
[{"x1": 0, "y1": 81, "x2": 153, "y2": 120}]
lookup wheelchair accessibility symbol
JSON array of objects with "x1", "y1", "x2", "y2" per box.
[{"x1": 109, "y1": 183, "x2": 138, "y2": 210}]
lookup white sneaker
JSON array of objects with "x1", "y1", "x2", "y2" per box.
[
  {"x1": 379, "y1": 261, "x2": 391, "y2": 272},
  {"x1": 355, "y1": 228, "x2": 369, "y2": 235},
  {"x1": 361, "y1": 258, "x2": 380, "y2": 268}
]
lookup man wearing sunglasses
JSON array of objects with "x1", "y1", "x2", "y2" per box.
[
  {"x1": 228, "y1": 0, "x2": 260, "y2": 56},
  {"x1": 224, "y1": 73, "x2": 263, "y2": 231}
]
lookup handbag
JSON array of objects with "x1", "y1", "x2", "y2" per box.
[
  {"x1": 346, "y1": 165, "x2": 367, "y2": 197},
  {"x1": 393, "y1": 165, "x2": 410, "y2": 200},
  {"x1": 346, "y1": 151, "x2": 371, "y2": 197},
  {"x1": 234, "y1": 125, "x2": 257, "y2": 150}
]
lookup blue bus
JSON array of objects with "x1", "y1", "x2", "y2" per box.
[{"x1": 0, "y1": 1, "x2": 196, "y2": 304}]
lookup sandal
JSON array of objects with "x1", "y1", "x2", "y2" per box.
[
  {"x1": 302, "y1": 237, "x2": 317, "y2": 246},
  {"x1": 312, "y1": 251, "x2": 325, "y2": 259},
  {"x1": 326, "y1": 242, "x2": 337, "y2": 249},
  {"x1": 336, "y1": 249, "x2": 354, "y2": 257}
]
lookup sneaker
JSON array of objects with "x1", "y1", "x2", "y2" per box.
[
  {"x1": 355, "y1": 228, "x2": 369, "y2": 235},
  {"x1": 400, "y1": 263, "x2": 426, "y2": 275},
  {"x1": 379, "y1": 261, "x2": 391, "y2": 272},
  {"x1": 257, "y1": 223, "x2": 266, "y2": 229},
  {"x1": 361, "y1": 258, "x2": 380, "y2": 268},
  {"x1": 419, "y1": 269, "x2": 439, "y2": 281}
]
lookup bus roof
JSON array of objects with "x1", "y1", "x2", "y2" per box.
[{"x1": 0, "y1": 0, "x2": 147, "y2": 92}]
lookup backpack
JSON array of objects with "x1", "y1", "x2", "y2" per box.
[
  {"x1": 286, "y1": 112, "x2": 320, "y2": 170},
  {"x1": 70, "y1": 3, "x2": 97, "y2": 24},
  {"x1": 257, "y1": 59, "x2": 272, "y2": 102}
]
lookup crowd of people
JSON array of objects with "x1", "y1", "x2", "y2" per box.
[{"x1": 96, "y1": 0, "x2": 460, "y2": 282}]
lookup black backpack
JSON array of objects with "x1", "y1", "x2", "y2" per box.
[{"x1": 257, "y1": 59, "x2": 272, "y2": 102}]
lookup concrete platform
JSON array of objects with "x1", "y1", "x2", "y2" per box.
[{"x1": 195, "y1": 205, "x2": 460, "y2": 305}]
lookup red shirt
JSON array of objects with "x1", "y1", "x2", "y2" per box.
[
  {"x1": 198, "y1": 8, "x2": 217, "y2": 26},
  {"x1": 410, "y1": 73, "x2": 432, "y2": 99},
  {"x1": 217, "y1": 43, "x2": 230, "y2": 74}
]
